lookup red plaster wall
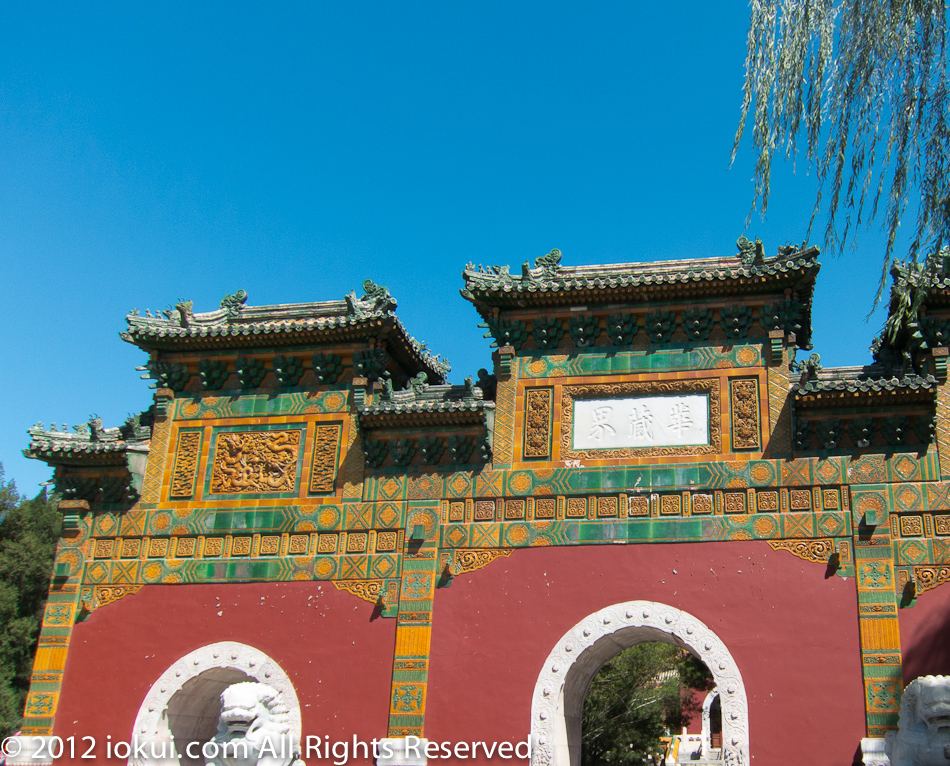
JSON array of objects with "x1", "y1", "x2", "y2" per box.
[
  {"x1": 425, "y1": 541, "x2": 865, "y2": 766},
  {"x1": 53, "y1": 581, "x2": 394, "y2": 764},
  {"x1": 899, "y1": 583, "x2": 950, "y2": 683},
  {"x1": 50, "y1": 542, "x2": 868, "y2": 766}
]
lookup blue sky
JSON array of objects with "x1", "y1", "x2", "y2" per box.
[{"x1": 1, "y1": 3, "x2": 904, "y2": 493}]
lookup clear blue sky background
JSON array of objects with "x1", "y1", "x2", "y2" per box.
[{"x1": 1, "y1": 3, "x2": 906, "y2": 494}]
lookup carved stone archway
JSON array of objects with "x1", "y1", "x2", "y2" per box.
[
  {"x1": 129, "y1": 641, "x2": 302, "y2": 766},
  {"x1": 529, "y1": 601, "x2": 749, "y2": 766}
]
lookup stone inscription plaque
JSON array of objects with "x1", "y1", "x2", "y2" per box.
[{"x1": 573, "y1": 394, "x2": 709, "y2": 450}]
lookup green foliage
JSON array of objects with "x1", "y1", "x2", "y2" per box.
[
  {"x1": 581, "y1": 642, "x2": 712, "y2": 766},
  {"x1": 735, "y1": 1, "x2": 950, "y2": 301},
  {"x1": 0, "y1": 466, "x2": 61, "y2": 737}
]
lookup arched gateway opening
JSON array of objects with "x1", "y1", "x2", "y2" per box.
[
  {"x1": 530, "y1": 602, "x2": 749, "y2": 766},
  {"x1": 128, "y1": 642, "x2": 302, "y2": 766}
]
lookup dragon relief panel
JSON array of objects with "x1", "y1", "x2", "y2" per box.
[{"x1": 210, "y1": 429, "x2": 302, "y2": 494}]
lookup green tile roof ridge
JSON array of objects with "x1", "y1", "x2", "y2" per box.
[
  {"x1": 122, "y1": 283, "x2": 451, "y2": 382},
  {"x1": 461, "y1": 246, "x2": 819, "y2": 295},
  {"x1": 24, "y1": 414, "x2": 151, "y2": 459},
  {"x1": 359, "y1": 381, "x2": 494, "y2": 416},
  {"x1": 793, "y1": 365, "x2": 936, "y2": 395},
  {"x1": 891, "y1": 260, "x2": 950, "y2": 292},
  {"x1": 125, "y1": 297, "x2": 388, "y2": 338}
]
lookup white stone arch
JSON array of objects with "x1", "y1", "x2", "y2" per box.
[
  {"x1": 529, "y1": 601, "x2": 749, "y2": 766},
  {"x1": 129, "y1": 641, "x2": 302, "y2": 766}
]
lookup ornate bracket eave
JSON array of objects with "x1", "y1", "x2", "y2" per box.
[
  {"x1": 334, "y1": 579, "x2": 399, "y2": 615},
  {"x1": 768, "y1": 537, "x2": 854, "y2": 577},
  {"x1": 441, "y1": 548, "x2": 513, "y2": 577},
  {"x1": 912, "y1": 565, "x2": 950, "y2": 595},
  {"x1": 78, "y1": 584, "x2": 144, "y2": 617},
  {"x1": 768, "y1": 538, "x2": 837, "y2": 564}
]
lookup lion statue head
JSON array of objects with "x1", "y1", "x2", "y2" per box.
[
  {"x1": 204, "y1": 682, "x2": 302, "y2": 766},
  {"x1": 886, "y1": 675, "x2": 950, "y2": 766}
]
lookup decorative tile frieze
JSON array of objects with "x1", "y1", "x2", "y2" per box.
[
  {"x1": 660, "y1": 495, "x2": 681, "y2": 516},
  {"x1": 231, "y1": 537, "x2": 252, "y2": 556},
  {"x1": 175, "y1": 538, "x2": 196, "y2": 557},
  {"x1": 535, "y1": 498, "x2": 556, "y2": 519},
  {"x1": 900, "y1": 515, "x2": 924, "y2": 537},
  {"x1": 566, "y1": 497, "x2": 587, "y2": 518},
  {"x1": 789, "y1": 489, "x2": 812, "y2": 511},
  {"x1": 724, "y1": 492, "x2": 745, "y2": 514},
  {"x1": 598, "y1": 496, "x2": 620, "y2": 517}
]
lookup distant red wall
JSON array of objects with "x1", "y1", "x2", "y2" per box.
[
  {"x1": 54, "y1": 581, "x2": 394, "y2": 764},
  {"x1": 425, "y1": 541, "x2": 865, "y2": 766},
  {"x1": 899, "y1": 582, "x2": 950, "y2": 682}
]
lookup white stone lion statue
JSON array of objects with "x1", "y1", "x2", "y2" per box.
[
  {"x1": 886, "y1": 675, "x2": 950, "y2": 766},
  {"x1": 204, "y1": 682, "x2": 303, "y2": 766}
]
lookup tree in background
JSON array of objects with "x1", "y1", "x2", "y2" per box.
[
  {"x1": 581, "y1": 642, "x2": 714, "y2": 766},
  {"x1": 735, "y1": 0, "x2": 949, "y2": 300},
  {"x1": 0, "y1": 467, "x2": 60, "y2": 737}
]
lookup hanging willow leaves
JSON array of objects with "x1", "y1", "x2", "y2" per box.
[{"x1": 734, "y1": 0, "x2": 950, "y2": 301}]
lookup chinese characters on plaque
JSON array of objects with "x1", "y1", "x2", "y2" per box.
[{"x1": 573, "y1": 394, "x2": 709, "y2": 450}]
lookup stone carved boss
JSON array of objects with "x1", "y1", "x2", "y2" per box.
[{"x1": 211, "y1": 430, "x2": 301, "y2": 494}]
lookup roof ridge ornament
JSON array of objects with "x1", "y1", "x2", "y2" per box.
[
  {"x1": 535, "y1": 248, "x2": 562, "y2": 275},
  {"x1": 521, "y1": 248, "x2": 562, "y2": 282},
  {"x1": 163, "y1": 299, "x2": 194, "y2": 327},
  {"x1": 220, "y1": 290, "x2": 248, "y2": 322},
  {"x1": 407, "y1": 371, "x2": 428, "y2": 396},
  {"x1": 736, "y1": 236, "x2": 765, "y2": 266},
  {"x1": 793, "y1": 352, "x2": 823, "y2": 381},
  {"x1": 345, "y1": 279, "x2": 397, "y2": 318}
]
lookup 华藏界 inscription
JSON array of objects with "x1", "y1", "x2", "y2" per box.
[{"x1": 573, "y1": 394, "x2": 709, "y2": 450}]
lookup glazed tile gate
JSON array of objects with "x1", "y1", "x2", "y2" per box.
[{"x1": 19, "y1": 246, "x2": 950, "y2": 764}]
